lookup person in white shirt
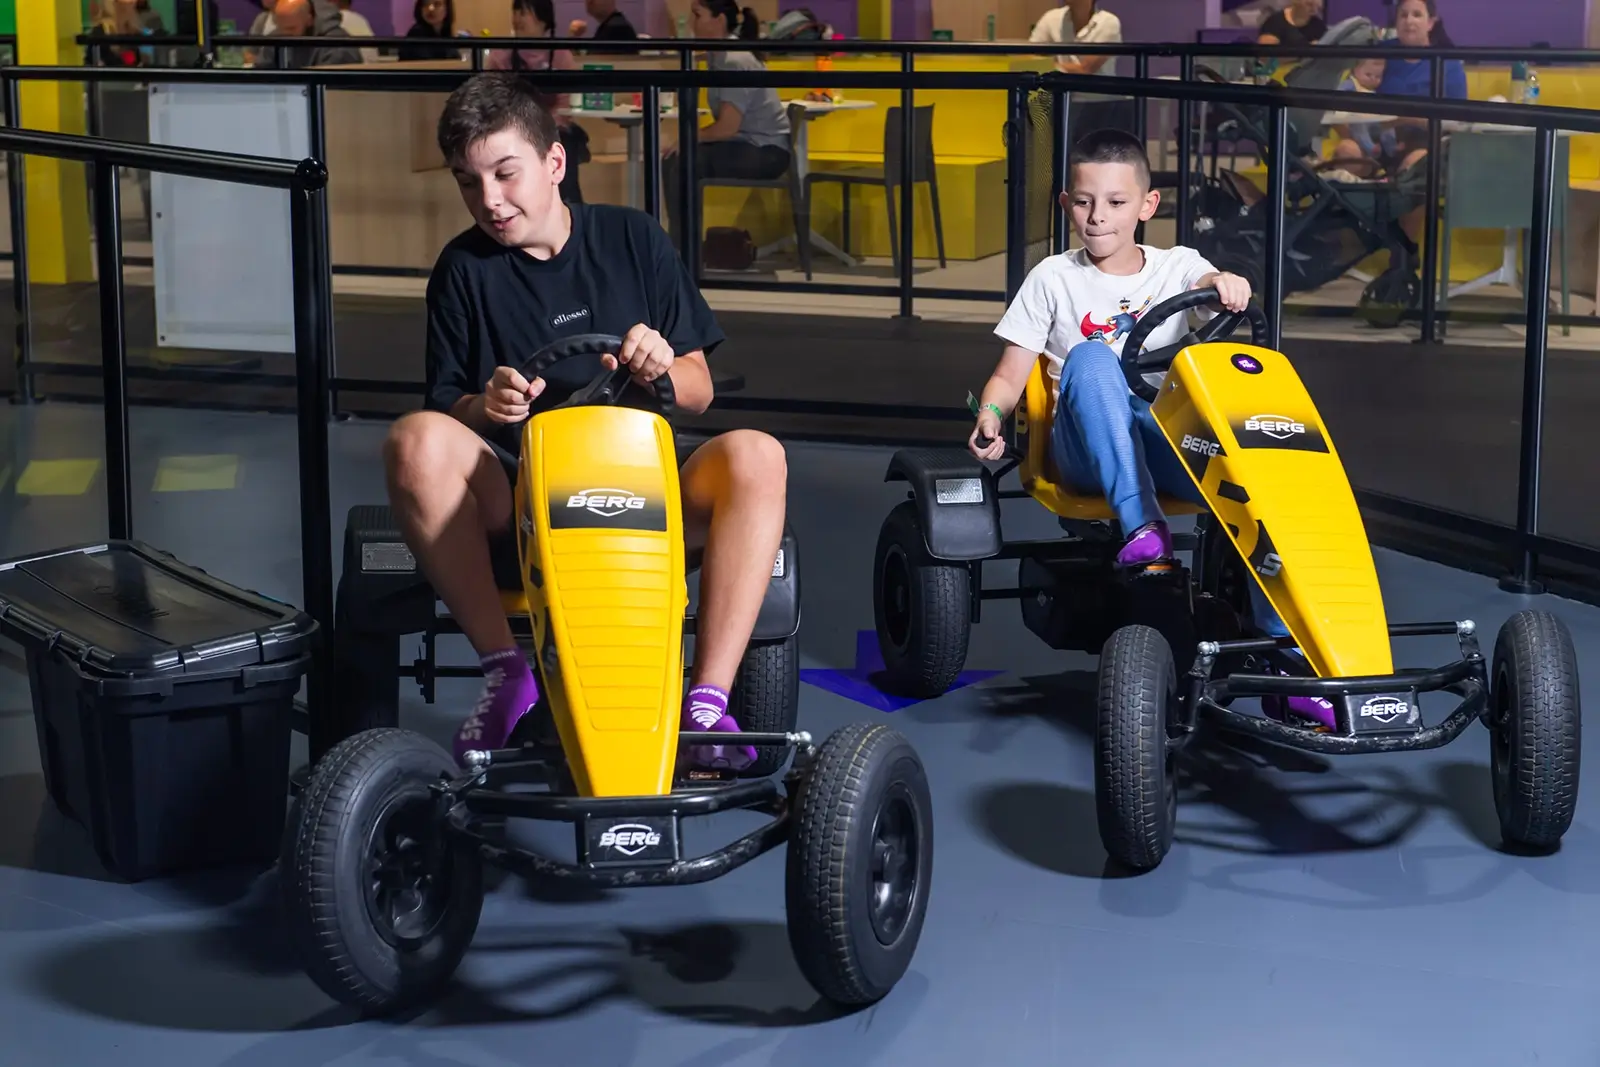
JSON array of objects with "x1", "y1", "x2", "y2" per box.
[
  {"x1": 1029, "y1": 0, "x2": 1123, "y2": 75},
  {"x1": 334, "y1": 0, "x2": 380, "y2": 62}
]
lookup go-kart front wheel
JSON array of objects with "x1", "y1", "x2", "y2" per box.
[
  {"x1": 1489, "y1": 610, "x2": 1581, "y2": 851},
  {"x1": 281, "y1": 728, "x2": 484, "y2": 1015},
  {"x1": 873, "y1": 501, "x2": 972, "y2": 699},
  {"x1": 1094, "y1": 624, "x2": 1180, "y2": 872},
  {"x1": 786, "y1": 722, "x2": 933, "y2": 1006}
]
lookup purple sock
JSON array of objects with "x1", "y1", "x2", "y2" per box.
[
  {"x1": 453, "y1": 648, "x2": 539, "y2": 765},
  {"x1": 681, "y1": 684, "x2": 756, "y2": 771}
]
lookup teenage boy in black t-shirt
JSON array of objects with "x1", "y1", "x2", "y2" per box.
[{"x1": 385, "y1": 72, "x2": 788, "y2": 770}]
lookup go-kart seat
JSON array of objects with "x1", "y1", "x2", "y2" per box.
[{"x1": 1014, "y1": 355, "x2": 1204, "y2": 524}]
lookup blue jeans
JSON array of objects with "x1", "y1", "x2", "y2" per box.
[{"x1": 1048, "y1": 339, "x2": 1289, "y2": 639}]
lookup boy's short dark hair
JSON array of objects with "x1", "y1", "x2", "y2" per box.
[
  {"x1": 437, "y1": 72, "x2": 559, "y2": 166},
  {"x1": 1068, "y1": 128, "x2": 1152, "y2": 189}
]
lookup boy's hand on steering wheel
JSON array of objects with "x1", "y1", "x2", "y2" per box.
[
  {"x1": 1209, "y1": 271, "x2": 1253, "y2": 312},
  {"x1": 483, "y1": 365, "x2": 545, "y2": 423},
  {"x1": 603, "y1": 323, "x2": 674, "y2": 383},
  {"x1": 969, "y1": 411, "x2": 1006, "y2": 461}
]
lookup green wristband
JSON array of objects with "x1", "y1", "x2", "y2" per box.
[{"x1": 966, "y1": 392, "x2": 1004, "y2": 421}]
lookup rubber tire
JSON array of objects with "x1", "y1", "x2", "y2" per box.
[
  {"x1": 873, "y1": 501, "x2": 972, "y2": 699},
  {"x1": 281, "y1": 728, "x2": 484, "y2": 1015},
  {"x1": 1490, "y1": 610, "x2": 1581, "y2": 851},
  {"x1": 729, "y1": 633, "x2": 801, "y2": 779},
  {"x1": 786, "y1": 722, "x2": 933, "y2": 1006},
  {"x1": 1094, "y1": 624, "x2": 1179, "y2": 872}
]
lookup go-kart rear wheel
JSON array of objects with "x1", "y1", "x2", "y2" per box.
[
  {"x1": 786, "y1": 722, "x2": 933, "y2": 1006},
  {"x1": 1094, "y1": 624, "x2": 1179, "y2": 872},
  {"x1": 874, "y1": 501, "x2": 971, "y2": 699},
  {"x1": 730, "y1": 633, "x2": 800, "y2": 778},
  {"x1": 281, "y1": 728, "x2": 484, "y2": 1015},
  {"x1": 1489, "y1": 610, "x2": 1581, "y2": 851}
]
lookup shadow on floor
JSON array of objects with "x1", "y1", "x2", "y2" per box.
[{"x1": 25, "y1": 896, "x2": 877, "y2": 1036}]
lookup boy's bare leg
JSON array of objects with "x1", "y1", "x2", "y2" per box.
[
  {"x1": 384, "y1": 411, "x2": 538, "y2": 761},
  {"x1": 676, "y1": 429, "x2": 789, "y2": 769}
]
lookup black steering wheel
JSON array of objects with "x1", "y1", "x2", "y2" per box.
[
  {"x1": 1117, "y1": 287, "x2": 1269, "y2": 403},
  {"x1": 517, "y1": 332, "x2": 676, "y2": 416}
]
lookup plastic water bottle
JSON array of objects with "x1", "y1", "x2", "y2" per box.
[{"x1": 1510, "y1": 60, "x2": 1527, "y2": 102}]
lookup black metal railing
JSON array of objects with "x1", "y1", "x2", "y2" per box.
[
  {"x1": 0, "y1": 123, "x2": 334, "y2": 718},
  {"x1": 1, "y1": 40, "x2": 1596, "y2": 599}
]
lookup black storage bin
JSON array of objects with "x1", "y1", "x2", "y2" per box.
[{"x1": 0, "y1": 541, "x2": 317, "y2": 881}]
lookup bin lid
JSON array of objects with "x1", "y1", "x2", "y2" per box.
[{"x1": 0, "y1": 542, "x2": 314, "y2": 677}]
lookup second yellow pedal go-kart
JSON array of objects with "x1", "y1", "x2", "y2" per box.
[
  {"x1": 871, "y1": 288, "x2": 1580, "y2": 871},
  {"x1": 281, "y1": 335, "x2": 933, "y2": 1015}
]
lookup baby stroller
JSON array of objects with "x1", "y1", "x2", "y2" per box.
[{"x1": 1189, "y1": 17, "x2": 1424, "y2": 328}]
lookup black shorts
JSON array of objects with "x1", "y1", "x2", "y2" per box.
[{"x1": 484, "y1": 434, "x2": 703, "y2": 591}]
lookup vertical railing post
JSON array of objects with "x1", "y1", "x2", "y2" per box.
[
  {"x1": 1418, "y1": 57, "x2": 1444, "y2": 342},
  {"x1": 896, "y1": 50, "x2": 915, "y2": 319},
  {"x1": 642, "y1": 84, "x2": 661, "y2": 219},
  {"x1": 677, "y1": 48, "x2": 699, "y2": 273},
  {"x1": 1004, "y1": 86, "x2": 1028, "y2": 304},
  {"x1": 94, "y1": 161, "x2": 132, "y2": 541},
  {"x1": 3, "y1": 75, "x2": 34, "y2": 405},
  {"x1": 1051, "y1": 84, "x2": 1069, "y2": 255},
  {"x1": 307, "y1": 83, "x2": 337, "y2": 419},
  {"x1": 1500, "y1": 125, "x2": 1557, "y2": 596},
  {"x1": 1263, "y1": 105, "x2": 1288, "y2": 352},
  {"x1": 289, "y1": 161, "x2": 336, "y2": 759},
  {"x1": 1175, "y1": 54, "x2": 1195, "y2": 246}
]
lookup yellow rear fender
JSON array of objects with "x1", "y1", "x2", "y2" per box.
[
  {"x1": 515, "y1": 404, "x2": 688, "y2": 798},
  {"x1": 1150, "y1": 343, "x2": 1392, "y2": 678}
]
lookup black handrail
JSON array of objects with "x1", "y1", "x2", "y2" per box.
[{"x1": 106, "y1": 31, "x2": 1600, "y2": 65}]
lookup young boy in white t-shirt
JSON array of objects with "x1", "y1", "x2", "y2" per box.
[{"x1": 969, "y1": 128, "x2": 1334, "y2": 728}]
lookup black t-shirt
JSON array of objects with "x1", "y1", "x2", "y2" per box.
[
  {"x1": 1257, "y1": 9, "x2": 1326, "y2": 47},
  {"x1": 424, "y1": 202, "x2": 724, "y2": 450}
]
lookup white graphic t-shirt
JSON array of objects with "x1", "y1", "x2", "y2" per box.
[{"x1": 994, "y1": 244, "x2": 1218, "y2": 390}]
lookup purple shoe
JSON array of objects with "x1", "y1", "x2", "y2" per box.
[
  {"x1": 682, "y1": 685, "x2": 757, "y2": 771},
  {"x1": 1261, "y1": 670, "x2": 1337, "y2": 730},
  {"x1": 1117, "y1": 521, "x2": 1174, "y2": 568}
]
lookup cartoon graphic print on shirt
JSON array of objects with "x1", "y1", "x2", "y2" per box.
[{"x1": 1079, "y1": 294, "x2": 1153, "y2": 343}]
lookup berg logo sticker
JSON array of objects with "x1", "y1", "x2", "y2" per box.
[
  {"x1": 1231, "y1": 352, "x2": 1263, "y2": 374},
  {"x1": 1359, "y1": 696, "x2": 1411, "y2": 725},
  {"x1": 567, "y1": 489, "x2": 648, "y2": 518},
  {"x1": 1243, "y1": 414, "x2": 1306, "y2": 441},
  {"x1": 597, "y1": 823, "x2": 662, "y2": 857}
]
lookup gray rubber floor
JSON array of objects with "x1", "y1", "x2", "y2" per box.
[{"x1": 2, "y1": 401, "x2": 1599, "y2": 1065}]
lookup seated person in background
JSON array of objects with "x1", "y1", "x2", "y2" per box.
[
  {"x1": 1255, "y1": 0, "x2": 1326, "y2": 47},
  {"x1": 333, "y1": 0, "x2": 380, "y2": 62},
  {"x1": 261, "y1": 0, "x2": 363, "y2": 67},
  {"x1": 385, "y1": 72, "x2": 789, "y2": 768},
  {"x1": 969, "y1": 129, "x2": 1336, "y2": 729},
  {"x1": 1331, "y1": 58, "x2": 1395, "y2": 166},
  {"x1": 1029, "y1": 0, "x2": 1122, "y2": 76},
  {"x1": 573, "y1": 0, "x2": 639, "y2": 52},
  {"x1": 88, "y1": 0, "x2": 167, "y2": 68},
  {"x1": 400, "y1": 0, "x2": 463, "y2": 60},
  {"x1": 487, "y1": 0, "x2": 588, "y2": 203},
  {"x1": 661, "y1": 0, "x2": 791, "y2": 241},
  {"x1": 245, "y1": 0, "x2": 276, "y2": 65},
  {"x1": 1372, "y1": 0, "x2": 1465, "y2": 237}
]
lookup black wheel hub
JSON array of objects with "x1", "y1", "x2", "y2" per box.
[
  {"x1": 867, "y1": 783, "x2": 920, "y2": 945},
  {"x1": 363, "y1": 790, "x2": 453, "y2": 949},
  {"x1": 880, "y1": 546, "x2": 912, "y2": 653}
]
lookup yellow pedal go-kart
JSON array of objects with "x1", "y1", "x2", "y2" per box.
[
  {"x1": 871, "y1": 288, "x2": 1579, "y2": 871},
  {"x1": 282, "y1": 335, "x2": 933, "y2": 1015}
]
